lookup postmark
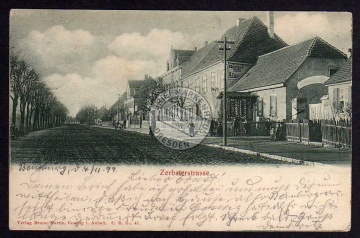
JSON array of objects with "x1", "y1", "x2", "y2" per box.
[{"x1": 150, "y1": 87, "x2": 212, "y2": 150}]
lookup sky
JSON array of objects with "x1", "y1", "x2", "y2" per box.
[{"x1": 10, "y1": 10, "x2": 352, "y2": 117}]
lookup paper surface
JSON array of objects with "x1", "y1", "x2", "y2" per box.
[
  {"x1": 9, "y1": 164, "x2": 351, "y2": 231},
  {"x1": 9, "y1": 10, "x2": 352, "y2": 232}
]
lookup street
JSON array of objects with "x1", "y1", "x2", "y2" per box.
[{"x1": 10, "y1": 125, "x2": 289, "y2": 165}]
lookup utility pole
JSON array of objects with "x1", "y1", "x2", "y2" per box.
[
  {"x1": 216, "y1": 37, "x2": 234, "y2": 146},
  {"x1": 116, "y1": 94, "x2": 121, "y2": 125}
]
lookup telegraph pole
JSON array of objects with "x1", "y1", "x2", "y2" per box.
[
  {"x1": 116, "y1": 94, "x2": 121, "y2": 128},
  {"x1": 216, "y1": 37, "x2": 234, "y2": 146}
]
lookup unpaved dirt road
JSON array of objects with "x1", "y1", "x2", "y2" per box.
[{"x1": 10, "y1": 125, "x2": 289, "y2": 165}]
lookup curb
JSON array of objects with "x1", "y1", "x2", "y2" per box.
[{"x1": 206, "y1": 144, "x2": 326, "y2": 166}]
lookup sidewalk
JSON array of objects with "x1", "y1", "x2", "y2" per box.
[
  {"x1": 95, "y1": 125, "x2": 351, "y2": 166},
  {"x1": 203, "y1": 136, "x2": 351, "y2": 166}
]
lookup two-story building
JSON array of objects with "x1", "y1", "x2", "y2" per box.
[
  {"x1": 159, "y1": 15, "x2": 288, "y2": 119},
  {"x1": 124, "y1": 80, "x2": 144, "y2": 115}
]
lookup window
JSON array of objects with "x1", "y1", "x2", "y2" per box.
[
  {"x1": 339, "y1": 88, "x2": 345, "y2": 112},
  {"x1": 270, "y1": 94, "x2": 277, "y2": 117},
  {"x1": 333, "y1": 87, "x2": 345, "y2": 112},
  {"x1": 220, "y1": 70, "x2": 224, "y2": 89},
  {"x1": 329, "y1": 67, "x2": 339, "y2": 77},
  {"x1": 195, "y1": 76, "x2": 200, "y2": 92},
  {"x1": 348, "y1": 86, "x2": 352, "y2": 103},
  {"x1": 202, "y1": 74, "x2": 207, "y2": 92},
  {"x1": 211, "y1": 72, "x2": 216, "y2": 88},
  {"x1": 257, "y1": 97, "x2": 263, "y2": 117}
]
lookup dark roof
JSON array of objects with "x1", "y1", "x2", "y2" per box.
[
  {"x1": 325, "y1": 57, "x2": 352, "y2": 85},
  {"x1": 180, "y1": 42, "x2": 215, "y2": 77},
  {"x1": 181, "y1": 16, "x2": 287, "y2": 78},
  {"x1": 173, "y1": 49, "x2": 195, "y2": 67},
  {"x1": 174, "y1": 49, "x2": 195, "y2": 57},
  {"x1": 229, "y1": 37, "x2": 347, "y2": 92},
  {"x1": 96, "y1": 106, "x2": 108, "y2": 119},
  {"x1": 128, "y1": 80, "x2": 144, "y2": 89}
]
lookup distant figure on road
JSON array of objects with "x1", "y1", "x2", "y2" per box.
[
  {"x1": 149, "y1": 126, "x2": 154, "y2": 139},
  {"x1": 189, "y1": 122, "x2": 195, "y2": 137},
  {"x1": 123, "y1": 119, "x2": 126, "y2": 129},
  {"x1": 116, "y1": 121, "x2": 120, "y2": 130}
]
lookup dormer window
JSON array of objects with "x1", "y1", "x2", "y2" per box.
[{"x1": 329, "y1": 67, "x2": 339, "y2": 77}]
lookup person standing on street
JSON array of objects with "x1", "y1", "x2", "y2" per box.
[
  {"x1": 189, "y1": 122, "x2": 195, "y2": 137},
  {"x1": 149, "y1": 126, "x2": 154, "y2": 139}
]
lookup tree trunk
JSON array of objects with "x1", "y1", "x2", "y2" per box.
[
  {"x1": 19, "y1": 98, "x2": 26, "y2": 135},
  {"x1": 33, "y1": 108, "x2": 39, "y2": 131},
  {"x1": 26, "y1": 102, "x2": 30, "y2": 132},
  {"x1": 11, "y1": 95, "x2": 19, "y2": 127},
  {"x1": 29, "y1": 109, "x2": 34, "y2": 131}
]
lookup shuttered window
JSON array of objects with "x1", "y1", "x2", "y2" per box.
[
  {"x1": 195, "y1": 76, "x2": 200, "y2": 92},
  {"x1": 202, "y1": 74, "x2": 207, "y2": 92},
  {"x1": 347, "y1": 86, "x2": 352, "y2": 103},
  {"x1": 257, "y1": 97, "x2": 263, "y2": 117},
  {"x1": 220, "y1": 70, "x2": 224, "y2": 89},
  {"x1": 211, "y1": 72, "x2": 216, "y2": 88},
  {"x1": 333, "y1": 88, "x2": 340, "y2": 103},
  {"x1": 270, "y1": 95, "x2": 277, "y2": 117}
]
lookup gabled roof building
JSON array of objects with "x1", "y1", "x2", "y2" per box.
[
  {"x1": 159, "y1": 15, "x2": 288, "y2": 118},
  {"x1": 229, "y1": 37, "x2": 347, "y2": 121},
  {"x1": 322, "y1": 57, "x2": 352, "y2": 119}
]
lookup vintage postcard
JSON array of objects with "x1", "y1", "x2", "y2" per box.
[{"x1": 9, "y1": 10, "x2": 352, "y2": 231}]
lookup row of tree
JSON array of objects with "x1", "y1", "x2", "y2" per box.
[
  {"x1": 10, "y1": 53, "x2": 68, "y2": 137},
  {"x1": 75, "y1": 105, "x2": 97, "y2": 125}
]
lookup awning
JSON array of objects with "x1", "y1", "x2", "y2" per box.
[{"x1": 216, "y1": 91, "x2": 259, "y2": 99}]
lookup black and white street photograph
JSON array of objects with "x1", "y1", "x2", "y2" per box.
[{"x1": 9, "y1": 10, "x2": 352, "y2": 232}]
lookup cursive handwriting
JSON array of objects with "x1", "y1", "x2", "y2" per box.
[{"x1": 10, "y1": 167, "x2": 348, "y2": 231}]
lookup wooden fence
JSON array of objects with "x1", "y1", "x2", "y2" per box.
[
  {"x1": 321, "y1": 119, "x2": 352, "y2": 147},
  {"x1": 211, "y1": 120, "x2": 284, "y2": 137},
  {"x1": 285, "y1": 119, "x2": 351, "y2": 147},
  {"x1": 285, "y1": 120, "x2": 322, "y2": 143}
]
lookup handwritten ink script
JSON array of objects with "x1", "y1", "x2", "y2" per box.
[{"x1": 10, "y1": 165, "x2": 350, "y2": 231}]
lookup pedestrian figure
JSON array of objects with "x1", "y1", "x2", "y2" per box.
[
  {"x1": 217, "y1": 120, "x2": 223, "y2": 137},
  {"x1": 123, "y1": 119, "x2": 126, "y2": 129},
  {"x1": 189, "y1": 122, "x2": 195, "y2": 137},
  {"x1": 117, "y1": 121, "x2": 120, "y2": 130},
  {"x1": 234, "y1": 118, "x2": 240, "y2": 136},
  {"x1": 243, "y1": 119, "x2": 248, "y2": 135},
  {"x1": 270, "y1": 126, "x2": 276, "y2": 141},
  {"x1": 149, "y1": 126, "x2": 154, "y2": 139},
  {"x1": 210, "y1": 119, "x2": 215, "y2": 136}
]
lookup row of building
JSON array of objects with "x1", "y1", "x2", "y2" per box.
[{"x1": 102, "y1": 13, "x2": 351, "y2": 127}]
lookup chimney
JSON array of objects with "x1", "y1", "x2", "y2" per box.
[
  {"x1": 204, "y1": 41, "x2": 208, "y2": 47},
  {"x1": 267, "y1": 11, "x2": 275, "y2": 38},
  {"x1": 194, "y1": 47, "x2": 197, "y2": 51},
  {"x1": 348, "y1": 48, "x2": 352, "y2": 58},
  {"x1": 236, "y1": 18, "x2": 245, "y2": 27}
]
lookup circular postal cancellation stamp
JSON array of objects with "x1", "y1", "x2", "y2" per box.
[{"x1": 150, "y1": 87, "x2": 212, "y2": 150}]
